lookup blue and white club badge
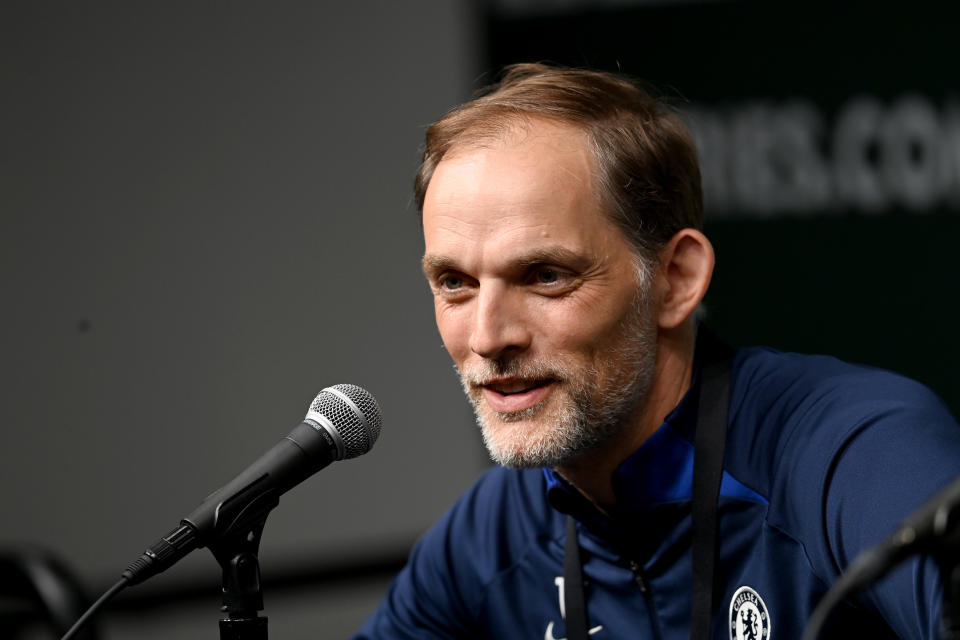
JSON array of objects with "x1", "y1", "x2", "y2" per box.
[{"x1": 729, "y1": 585, "x2": 770, "y2": 640}]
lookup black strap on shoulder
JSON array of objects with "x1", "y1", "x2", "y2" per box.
[
  {"x1": 564, "y1": 516, "x2": 589, "y2": 640},
  {"x1": 690, "y1": 334, "x2": 732, "y2": 640},
  {"x1": 562, "y1": 328, "x2": 732, "y2": 640}
]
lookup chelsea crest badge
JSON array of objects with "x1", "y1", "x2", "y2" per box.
[{"x1": 729, "y1": 585, "x2": 771, "y2": 640}]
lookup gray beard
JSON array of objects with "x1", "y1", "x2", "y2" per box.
[{"x1": 457, "y1": 290, "x2": 658, "y2": 469}]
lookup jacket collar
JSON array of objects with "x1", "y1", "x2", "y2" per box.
[{"x1": 543, "y1": 327, "x2": 765, "y2": 560}]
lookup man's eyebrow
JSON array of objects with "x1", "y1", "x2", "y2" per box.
[
  {"x1": 421, "y1": 254, "x2": 457, "y2": 277},
  {"x1": 512, "y1": 247, "x2": 591, "y2": 270},
  {"x1": 421, "y1": 247, "x2": 592, "y2": 277}
]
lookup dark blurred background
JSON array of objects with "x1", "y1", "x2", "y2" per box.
[
  {"x1": 1, "y1": 1, "x2": 957, "y2": 638},
  {"x1": 487, "y1": 0, "x2": 960, "y2": 413}
]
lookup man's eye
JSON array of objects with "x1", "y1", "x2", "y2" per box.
[
  {"x1": 535, "y1": 268, "x2": 561, "y2": 284},
  {"x1": 441, "y1": 275, "x2": 464, "y2": 290}
]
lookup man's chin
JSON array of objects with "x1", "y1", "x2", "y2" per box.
[{"x1": 476, "y1": 409, "x2": 575, "y2": 468}]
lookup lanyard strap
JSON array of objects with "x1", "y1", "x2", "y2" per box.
[
  {"x1": 564, "y1": 516, "x2": 590, "y2": 640},
  {"x1": 690, "y1": 344, "x2": 732, "y2": 639},
  {"x1": 563, "y1": 333, "x2": 732, "y2": 640}
]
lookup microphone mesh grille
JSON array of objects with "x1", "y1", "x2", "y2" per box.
[{"x1": 309, "y1": 384, "x2": 382, "y2": 459}]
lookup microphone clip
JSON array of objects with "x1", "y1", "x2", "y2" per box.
[{"x1": 209, "y1": 515, "x2": 270, "y2": 640}]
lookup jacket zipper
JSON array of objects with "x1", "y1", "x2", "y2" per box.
[{"x1": 629, "y1": 560, "x2": 665, "y2": 640}]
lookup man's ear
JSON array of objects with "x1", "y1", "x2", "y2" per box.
[{"x1": 654, "y1": 228, "x2": 715, "y2": 330}]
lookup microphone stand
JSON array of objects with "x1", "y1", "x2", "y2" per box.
[
  {"x1": 193, "y1": 471, "x2": 282, "y2": 639},
  {"x1": 939, "y1": 548, "x2": 960, "y2": 639},
  {"x1": 210, "y1": 518, "x2": 269, "y2": 640},
  {"x1": 934, "y1": 490, "x2": 960, "y2": 640},
  {"x1": 202, "y1": 480, "x2": 282, "y2": 640}
]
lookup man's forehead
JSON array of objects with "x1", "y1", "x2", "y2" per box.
[
  {"x1": 421, "y1": 203, "x2": 606, "y2": 279},
  {"x1": 423, "y1": 131, "x2": 599, "y2": 226},
  {"x1": 419, "y1": 116, "x2": 630, "y2": 279}
]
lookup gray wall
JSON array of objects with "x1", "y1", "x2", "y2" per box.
[{"x1": 1, "y1": 2, "x2": 484, "y2": 637}]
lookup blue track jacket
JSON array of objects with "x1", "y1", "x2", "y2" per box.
[{"x1": 355, "y1": 343, "x2": 960, "y2": 639}]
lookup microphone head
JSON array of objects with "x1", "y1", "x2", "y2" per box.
[{"x1": 305, "y1": 384, "x2": 382, "y2": 460}]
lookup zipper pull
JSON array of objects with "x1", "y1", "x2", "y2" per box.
[{"x1": 628, "y1": 560, "x2": 649, "y2": 593}]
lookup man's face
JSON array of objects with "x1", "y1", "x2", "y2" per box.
[{"x1": 421, "y1": 119, "x2": 659, "y2": 468}]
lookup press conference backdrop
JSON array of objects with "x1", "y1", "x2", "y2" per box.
[
  {"x1": 1, "y1": 2, "x2": 483, "y2": 638},
  {"x1": 485, "y1": 0, "x2": 960, "y2": 416}
]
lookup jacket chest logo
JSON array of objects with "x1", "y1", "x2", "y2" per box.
[
  {"x1": 729, "y1": 585, "x2": 770, "y2": 640},
  {"x1": 544, "y1": 576, "x2": 603, "y2": 639}
]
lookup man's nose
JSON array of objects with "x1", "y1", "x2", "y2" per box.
[{"x1": 469, "y1": 284, "x2": 532, "y2": 360}]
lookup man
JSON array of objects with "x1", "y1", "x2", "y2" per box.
[{"x1": 355, "y1": 64, "x2": 960, "y2": 639}]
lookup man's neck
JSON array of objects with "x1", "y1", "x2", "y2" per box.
[{"x1": 555, "y1": 323, "x2": 697, "y2": 509}]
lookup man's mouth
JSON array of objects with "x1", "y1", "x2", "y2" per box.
[{"x1": 480, "y1": 378, "x2": 556, "y2": 413}]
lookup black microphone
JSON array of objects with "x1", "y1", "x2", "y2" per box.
[{"x1": 121, "y1": 383, "x2": 382, "y2": 586}]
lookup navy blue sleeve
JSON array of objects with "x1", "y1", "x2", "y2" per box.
[
  {"x1": 351, "y1": 482, "x2": 488, "y2": 639},
  {"x1": 352, "y1": 467, "x2": 545, "y2": 639},
  {"x1": 731, "y1": 349, "x2": 960, "y2": 639},
  {"x1": 822, "y1": 376, "x2": 960, "y2": 639},
  {"x1": 352, "y1": 537, "x2": 477, "y2": 639}
]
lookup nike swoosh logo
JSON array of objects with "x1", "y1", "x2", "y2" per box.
[
  {"x1": 545, "y1": 621, "x2": 560, "y2": 640},
  {"x1": 544, "y1": 620, "x2": 603, "y2": 639}
]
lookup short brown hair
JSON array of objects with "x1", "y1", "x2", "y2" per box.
[{"x1": 414, "y1": 63, "x2": 702, "y2": 260}]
